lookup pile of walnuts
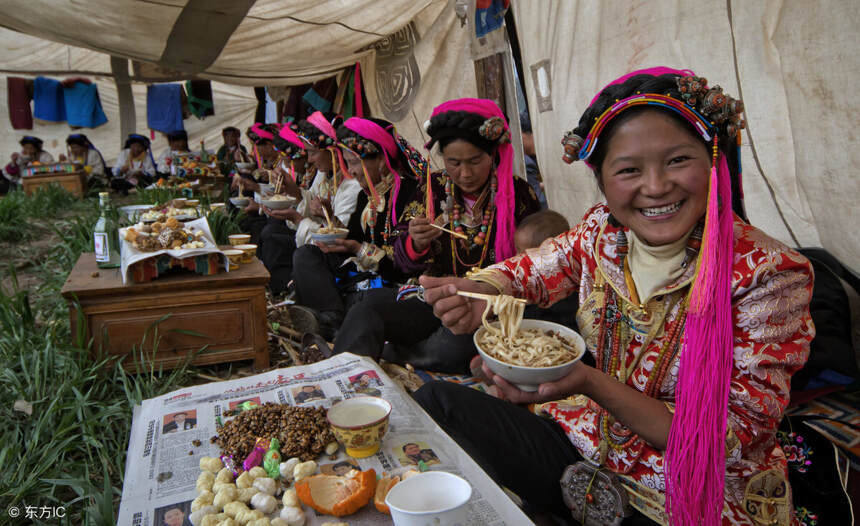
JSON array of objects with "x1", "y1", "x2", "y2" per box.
[{"x1": 213, "y1": 403, "x2": 334, "y2": 462}]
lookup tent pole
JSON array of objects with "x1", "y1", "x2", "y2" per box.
[{"x1": 111, "y1": 56, "x2": 136, "y2": 150}]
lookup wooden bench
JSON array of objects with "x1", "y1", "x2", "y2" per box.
[
  {"x1": 61, "y1": 253, "x2": 270, "y2": 372},
  {"x1": 22, "y1": 170, "x2": 87, "y2": 197}
]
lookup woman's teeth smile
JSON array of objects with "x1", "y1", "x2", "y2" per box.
[{"x1": 640, "y1": 201, "x2": 683, "y2": 217}]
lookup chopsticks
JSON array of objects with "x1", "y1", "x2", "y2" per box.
[
  {"x1": 456, "y1": 291, "x2": 526, "y2": 303},
  {"x1": 429, "y1": 222, "x2": 468, "y2": 240}
]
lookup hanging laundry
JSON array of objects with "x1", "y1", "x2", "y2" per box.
[
  {"x1": 475, "y1": 0, "x2": 510, "y2": 38},
  {"x1": 7, "y1": 77, "x2": 33, "y2": 130},
  {"x1": 301, "y1": 76, "x2": 337, "y2": 113},
  {"x1": 185, "y1": 80, "x2": 214, "y2": 119},
  {"x1": 283, "y1": 83, "x2": 311, "y2": 121},
  {"x1": 33, "y1": 76, "x2": 67, "y2": 122},
  {"x1": 254, "y1": 87, "x2": 267, "y2": 123},
  {"x1": 62, "y1": 80, "x2": 108, "y2": 128},
  {"x1": 341, "y1": 64, "x2": 369, "y2": 119},
  {"x1": 146, "y1": 83, "x2": 185, "y2": 134}
]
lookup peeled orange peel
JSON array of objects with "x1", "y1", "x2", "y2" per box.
[
  {"x1": 295, "y1": 469, "x2": 376, "y2": 517},
  {"x1": 373, "y1": 475, "x2": 400, "y2": 514}
]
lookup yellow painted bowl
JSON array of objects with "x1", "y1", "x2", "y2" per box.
[
  {"x1": 327, "y1": 396, "x2": 392, "y2": 458},
  {"x1": 223, "y1": 249, "x2": 243, "y2": 270},
  {"x1": 233, "y1": 244, "x2": 257, "y2": 263},
  {"x1": 228, "y1": 234, "x2": 251, "y2": 246}
]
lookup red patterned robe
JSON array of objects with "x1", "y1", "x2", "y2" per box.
[{"x1": 478, "y1": 204, "x2": 813, "y2": 525}]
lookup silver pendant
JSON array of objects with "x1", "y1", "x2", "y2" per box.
[{"x1": 560, "y1": 462, "x2": 632, "y2": 526}]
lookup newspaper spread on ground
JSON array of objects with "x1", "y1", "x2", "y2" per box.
[
  {"x1": 117, "y1": 353, "x2": 533, "y2": 526},
  {"x1": 119, "y1": 217, "x2": 228, "y2": 284}
]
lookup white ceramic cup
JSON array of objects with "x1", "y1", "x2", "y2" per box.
[{"x1": 385, "y1": 471, "x2": 472, "y2": 526}]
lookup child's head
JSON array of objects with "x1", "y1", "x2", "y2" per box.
[{"x1": 514, "y1": 210, "x2": 570, "y2": 252}]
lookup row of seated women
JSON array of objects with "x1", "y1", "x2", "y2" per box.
[
  {"x1": 228, "y1": 66, "x2": 815, "y2": 525},
  {"x1": 2, "y1": 129, "x2": 228, "y2": 194}
]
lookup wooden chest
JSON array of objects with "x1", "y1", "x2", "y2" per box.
[
  {"x1": 22, "y1": 171, "x2": 87, "y2": 197},
  {"x1": 61, "y1": 253, "x2": 271, "y2": 372}
]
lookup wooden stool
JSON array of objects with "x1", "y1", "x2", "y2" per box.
[{"x1": 61, "y1": 253, "x2": 270, "y2": 372}]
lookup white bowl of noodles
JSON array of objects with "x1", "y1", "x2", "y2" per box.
[
  {"x1": 474, "y1": 319, "x2": 585, "y2": 392},
  {"x1": 310, "y1": 227, "x2": 349, "y2": 245}
]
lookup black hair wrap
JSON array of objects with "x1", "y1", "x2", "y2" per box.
[{"x1": 426, "y1": 110, "x2": 496, "y2": 155}]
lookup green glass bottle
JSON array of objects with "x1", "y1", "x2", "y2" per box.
[{"x1": 93, "y1": 192, "x2": 121, "y2": 268}]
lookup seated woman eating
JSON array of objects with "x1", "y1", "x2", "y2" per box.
[
  {"x1": 111, "y1": 134, "x2": 156, "y2": 193},
  {"x1": 156, "y1": 130, "x2": 191, "y2": 176},
  {"x1": 216, "y1": 126, "x2": 249, "y2": 175},
  {"x1": 232, "y1": 123, "x2": 282, "y2": 244},
  {"x1": 3, "y1": 136, "x2": 54, "y2": 192},
  {"x1": 257, "y1": 122, "x2": 309, "y2": 293},
  {"x1": 290, "y1": 117, "x2": 424, "y2": 340},
  {"x1": 415, "y1": 68, "x2": 813, "y2": 525},
  {"x1": 260, "y1": 113, "x2": 362, "y2": 295},
  {"x1": 333, "y1": 98, "x2": 540, "y2": 373},
  {"x1": 61, "y1": 134, "x2": 107, "y2": 186}
]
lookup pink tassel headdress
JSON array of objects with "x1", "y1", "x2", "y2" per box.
[
  {"x1": 276, "y1": 124, "x2": 305, "y2": 182},
  {"x1": 342, "y1": 117, "x2": 404, "y2": 226},
  {"x1": 426, "y1": 98, "x2": 516, "y2": 262},
  {"x1": 575, "y1": 67, "x2": 737, "y2": 526},
  {"x1": 306, "y1": 111, "x2": 350, "y2": 181}
]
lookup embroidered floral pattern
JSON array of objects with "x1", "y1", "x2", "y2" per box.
[{"x1": 778, "y1": 431, "x2": 813, "y2": 473}]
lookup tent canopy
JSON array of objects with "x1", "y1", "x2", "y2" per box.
[
  {"x1": 0, "y1": 0, "x2": 446, "y2": 85},
  {"x1": 1, "y1": 0, "x2": 858, "y2": 270}
]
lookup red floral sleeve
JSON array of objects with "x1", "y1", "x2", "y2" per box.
[
  {"x1": 478, "y1": 205, "x2": 607, "y2": 306},
  {"x1": 725, "y1": 227, "x2": 814, "y2": 456}
]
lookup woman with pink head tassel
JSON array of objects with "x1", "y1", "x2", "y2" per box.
[{"x1": 416, "y1": 68, "x2": 813, "y2": 526}]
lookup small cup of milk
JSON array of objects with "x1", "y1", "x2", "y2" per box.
[{"x1": 326, "y1": 396, "x2": 392, "y2": 458}]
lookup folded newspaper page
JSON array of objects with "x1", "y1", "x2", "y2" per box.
[
  {"x1": 117, "y1": 353, "x2": 533, "y2": 525},
  {"x1": 119, "y1": 217, "x2": 228, "y2": 284}
]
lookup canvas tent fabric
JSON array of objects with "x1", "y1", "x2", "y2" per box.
[
  {"x1": 0, "y1": 0, "x2": 475, "y2": 174},
  {"x1": 0, "y1": 0, "x2": 856, "y2": 271},
  {"x1": 511, "y1": 0, "x2": 860, "y2": 270},
  {"x1": 0, "y1": 0, "x2": 451, "y2": 86}
]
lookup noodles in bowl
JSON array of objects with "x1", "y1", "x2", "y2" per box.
[
  {"x1": 473, "y1": 294, "x2": 585, "y2": 391},
  {"x1": 310, "y1": 226, "x2": 349, "y2": 245}
]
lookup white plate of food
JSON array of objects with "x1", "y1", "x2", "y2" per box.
[{"x1": 119, "y1": 204, "x2": 153, "y2": 221}]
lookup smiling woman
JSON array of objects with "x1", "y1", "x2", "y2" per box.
[{"x1": 415, "y1": 69, "x2": 814, "y2": 525}]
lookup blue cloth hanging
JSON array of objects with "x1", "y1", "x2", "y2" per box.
[
  {"x1": 63, "y1": 82, "x2": 108, "y2": 128},
  {"x1": 475, "y1": 0, "x2": 509, "y2": 38},
  {"x1": 33, "y1": 76, "x2": 67, "y2": 122},
  {"x1": 146, "y1": 84, "x2": 184, "y2": 134}
]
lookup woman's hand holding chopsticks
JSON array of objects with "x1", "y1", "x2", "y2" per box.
[{"x1": 408, "y1": 215, "x2": 445, "y2": 253}]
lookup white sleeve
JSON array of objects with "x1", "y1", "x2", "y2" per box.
[
  {"x1": 332, "y1": 178, "x2": 362, "y2": 225},
  {"x1": 40, "y1": 152, "x2": 55, "y2": 163},
  {"x1": 87, "y1": 150, "x2": 105, "y2": 177},
  {"x1": 112, "y1": 150, "x2": 128, "y2": 177},
  {"x1": 297, "y1": 171, "x2": 327, "y2": 216},
  {"x1": 156, "y1": 148, "x2": 170, "y2": 174},
  {"x1": 143, "y1": 154, "x2": 157, "y2": 177}
]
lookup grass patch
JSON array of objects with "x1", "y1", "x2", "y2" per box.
[
  {"x1": 0, "y1": 185, "x2": 85, "y2": 242},
  {"x1": 0, "y1": 188, "x2": 202, "y2": 525}
]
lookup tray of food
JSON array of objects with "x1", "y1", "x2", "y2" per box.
[{"x1": 118, "y1": 217, "x2": 227, "y2": 284}]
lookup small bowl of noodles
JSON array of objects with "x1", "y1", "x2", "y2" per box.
[
  {"x1": 310, "y1": 226, "x2": 349, "y2": 245},
  {"x1": 473, "y1": 295, "x2": 585, "y2": 392},
  {"x1": 261, "y1": 194, "x2": 298, "y2": 210}
]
